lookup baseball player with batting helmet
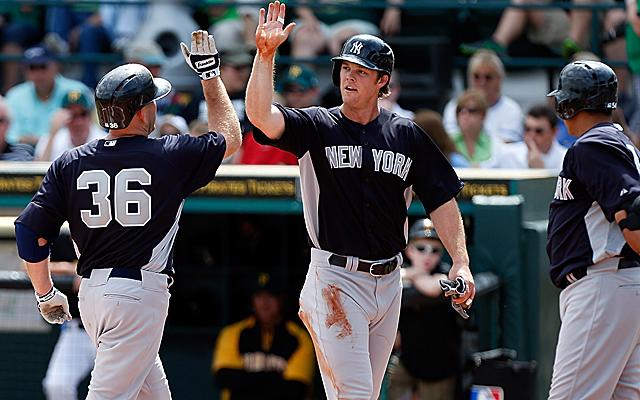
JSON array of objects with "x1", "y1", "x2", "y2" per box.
[
  {"x1": 547, "y1": 60, "x2": 640, "y2": 399},
  {"x1": 245, "y1": 3, "x2": 475, "y2": 399},
  {"x1": 15, "y1": 30, "x2": 241, "y2": 399}
]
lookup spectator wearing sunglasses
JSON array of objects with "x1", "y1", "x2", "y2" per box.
[
  {"x1": 385, "y1": 218, "x2": 463, "y2": 400},
  {"x1": 442, "y1": 49, "x2": 524, "y2": 143},
  {"x1": 451, "y1": 89, "x2": 496, "y2": 167},
  {"x1": 0, "y1": 97, "x2": 34, "y2": 161},
  {"x1": 35, "y1": 89, "x2": 105, "y2": 161},
  {"x1": 482, "y1": 104, "x2": 567, "y2": 171},
  {"x1": 4, "y1": 44, "x2": 91, "y2": 146}
]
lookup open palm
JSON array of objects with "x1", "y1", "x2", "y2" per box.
[{"x1": 255, "y1": 1, "x2": 295, "y2": 57}]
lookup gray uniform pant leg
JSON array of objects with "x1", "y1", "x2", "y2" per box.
[
  {"x1": 548, "y1": 267, "x2": 640, "y2": 400},
  {"x1": 78, "y1": 269, "x2": 171, "y2": 400}
]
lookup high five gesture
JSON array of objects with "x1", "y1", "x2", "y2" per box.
[{"x1": 255, "y1": 1, "x2": 295, "y2": 59}]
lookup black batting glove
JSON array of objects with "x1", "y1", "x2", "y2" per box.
[{"x1": 181, "y1": 30, "x2": 220, "y2": 80}]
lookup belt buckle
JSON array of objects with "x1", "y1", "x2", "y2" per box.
[{"x1": 369, "y1": 257, "x2": 398, "y2": 277}]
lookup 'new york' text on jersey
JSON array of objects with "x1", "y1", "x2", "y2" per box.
[{"x1": 254, "y1": 105, "x2": 463, "y2": 260}]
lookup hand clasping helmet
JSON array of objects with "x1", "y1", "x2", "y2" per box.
[
  {"x1": 95, "y1": 63, "x2": 172, "y2": 129},
  {"x1": 330, "y1": 34, "x2": 394, "y2": 88},
  {"x1": 547, "y1": 60, "x2": 617, "y2": 120}
]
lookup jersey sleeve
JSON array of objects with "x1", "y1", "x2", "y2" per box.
[
  {"x1": 570, "y1": 139, "x2": 640, "y2": 221},
  {"x1": 164, "y1": 132, "x2": 226, "y2": 196},
  {"x1": 252, "y1": 103, "x2": 316, "y2": 158},
  {"x1": 409, "y1": 123, "x2": 464, "y2": 213},
  {"x1": 15, "y1": 159, "x2": 68, "y2": 242}
]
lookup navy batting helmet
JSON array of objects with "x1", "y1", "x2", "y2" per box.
[
  {"x1": 408, "y1": 218, "x2": 439, "y2": 242},
  {"x1": 95, "y1": 63, "x2": 171, "y2": 129},
  {"x1": 330, "y1": 34, "x2": 394, "y2": 88},
  {"x1": 547, "y1": 61, "x2": 617, "y2": 120}
]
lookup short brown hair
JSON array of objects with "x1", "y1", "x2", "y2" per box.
[
  {"x1": 456, "y1": 89, "x2": 488, "y2": 115},
  {"x1": 413, "y1": 109, "x2": 458, "y2": 159},
  {"x1": 378, "y1": 72, "x2": 391, "y2": 98}
]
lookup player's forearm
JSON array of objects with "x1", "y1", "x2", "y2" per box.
[
  {"x1": 246, "y1": 54, "x2": 284, "y2": 140},
  {"x1": 430, "y1": 198, "x2": 469, "y2": 268},
  {"x1": 616, "y1": 209, "x2": 640, "y2": 253},
  {"x1": 25, "y1": 259, "x2": 53, "y2": 295},
  {"x1": 202, "y1": 77, "x2": 242, "y2": 159}
]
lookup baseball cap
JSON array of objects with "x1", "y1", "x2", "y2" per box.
[
  {"x1": 408, "y1": 218, "x2": 440, "y2": 242},
  {"x1": 252, "y1": 271, "x2": 285, "y2": 295},
  {"x1": 158, "y1": 114, "x2": 189, "y2": 136},
  {"x1": 280, "y1": 64, "x2": 318, "y2": 92},
  {"x1": 219, "y1": 47, "x2": 253, "y2": 68},
  {"x1": 62, "y1": 89, "x2": 94, "y2": 110},
  {"x1": 24, "y1": 45, "x2": 55, "y2": 65},
  {"x1": 123, "y1": 40, "x2": 168, "y2": 67}
]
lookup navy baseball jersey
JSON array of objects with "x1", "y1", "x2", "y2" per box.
[
  {"x1": 16, "y1": 133, "x2": 226, "y2": 276},
  {"x1": 253, "y1": 105, "x2": 463, "y2": 260},
  {"x1": 547, "y1": 123, "x2": 640, "y2": 288}
]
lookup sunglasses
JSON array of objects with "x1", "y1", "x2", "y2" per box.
[
  {"x1": 457, "y1": 106, "x2": 480, "y2": 114},
  {"x1": 70, "y1": 110, "x2": 89, "y2": 119},
  {"x1": 525, "y1": 126, "x2": 545, "y2": 135},
  {"x1": 412, "y1": 244, "x2": 442, "y2": 254},
  {"x1": 473, "y1": 73, "x2": 495, "y2": 81},
  {"x1": 27, "y1": 64, "x2": 48, "y2": 71}
]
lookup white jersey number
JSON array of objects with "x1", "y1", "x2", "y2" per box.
[{"x1": 77, "y1": 168, "x2": 152, "y2": 228}]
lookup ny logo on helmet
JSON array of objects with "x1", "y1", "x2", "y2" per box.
[{"x1": 350, "y1": 41, "x2": 363, "y2": 55}]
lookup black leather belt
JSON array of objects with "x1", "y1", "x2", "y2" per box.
[
  {"x1": 565, "y1": 259, "x2": 640, "y2": 287},
  {"x1": 82, "y1": 268, "x2": 142, "y2": 281},
  {"x1": 329, "y1": 254, "x2": 399, "y2": 276}
]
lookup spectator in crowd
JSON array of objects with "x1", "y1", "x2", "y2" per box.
[
  {"x1": 379, "y1": 71, "x2": 415, "y2": 119},
  {"x1": 239, "y1": 64, "x2": 316, "y2": 165},
  {"x1": 35, "y1": 89, "x2": 104, "y2": 162},
  {"x1": 188, "y1": 118, "x2": 209, "y2": 137},
  {"x1": 212, "y1": 271, "x2": 316, "y2": 400},
  {"x1": 123, "y1": 39, "x2": 168, "y2": 83},
  {"x1": 451, "y1": 90, "x2": 496, "y2": 167},
  {"x1": 203, "y1": 0, "x2": 260, "y2": 51},
  {"x1": 44, "y1": 2, "x2": 111, "y2": 88},
  {"x1": 289, "y1": 0, "x2": 403, "y2": 59},
  {"x1": 39, "y1": 233, "x2": 96, "y2": 400},
  {"x1": 386, "y1": 218, "x2": 463, "y2": 400},
  {"x1": 99, "y1": 0, "x2": 147, "y2": 55},
  {"x1": 413, "y1": 109, "x2": 469, "y2": 168},
  {"x1": 482, "y1": 104, "x2": 567, "y2": 170},
  {"x1": 460, "y1": 0, "x2": 626, "y2": 59},
  {"x1": 443, "y1": 50, "x2": 524, "y2": 143},
  {"x1": 0, "y1": 97, "x2": 34, "y2": 161},
  {"x1": 157, "y1": 114, "x2": 189, "y2": 137},
  {"x1": 0, "y1": 3, "x2": 43, "y2": 94},
  {"x1": 5, "y1": 45, "x2": 90, "y2": 146}
]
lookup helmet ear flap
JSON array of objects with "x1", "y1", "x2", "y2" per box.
[{"x1": 332, "y1": 61, "x2": 342, "y2": 88}]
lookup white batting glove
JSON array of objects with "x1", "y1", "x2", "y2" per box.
[
  {"x1": 181, "y1": 30, "x2": 220, "y2": 80},
  {"x1": 35, "y1": 286, "x2": 72, "y2": 324}
]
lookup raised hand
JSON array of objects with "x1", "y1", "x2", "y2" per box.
[{"x1": 255, "y1": 1, "x2": 295, "y2": 59}]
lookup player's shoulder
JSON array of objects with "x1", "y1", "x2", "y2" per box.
[
  {"x1": 284, "y1": 320, "x2": 312, "y2": 341},
  {"x1": 219, "y1": 315, "x2": 256, "y2": 336}
]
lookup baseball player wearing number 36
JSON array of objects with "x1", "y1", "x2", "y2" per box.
[
  {"x1": 245, "y1": 2, "x2": 475, "y2": 399},
  {"x1": 15, "y1": 30, "x2": 241, "y2": 399},
  {"x1": 547, "y1": 61, "x2": 640, "y2": 399}
]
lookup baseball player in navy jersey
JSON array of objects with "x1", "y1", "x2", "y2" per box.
[
  {"x1": 547, "y1": 60, "x2": 640, "y2": 399},
  {"x1": 15, "y1": 30, "x2": 241, "y2": 399},
  {"x1": 245, "y1": 3, "x2": 475, "y2": 399}
]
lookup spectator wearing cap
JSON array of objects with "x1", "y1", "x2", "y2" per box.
[
  {"x1": 123, "y1": 39, "x2": 168, "y2": 80},
  {"x1": 279, "y1": 64, "x2": 320, "y2": 109},
  {"x1": 4, "y1": 45, "x2": 90, "y2": 146},
  {"x1": 384, "y1": 218, "x2": 462, "y2": 400},
  {"x1": 157, "y1": 114, "x2": 189, "y2": 137},
  {"x1": 212, "y1": 270, "x2": 315, "y2": 400},
  {"x1": 35, "y1": 88, "x2": 105, "y2": 161},
  {"x1": 0, "y1": 97, "x2": 33, "y2": 161}
]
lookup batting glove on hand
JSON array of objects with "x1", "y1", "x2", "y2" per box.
[
  {"x1": 181, "y1": 30, "x2": 220, "y2": 80},
  {"x1": 439, "y1": 276, "x2": 472, "y2": 319},
  {"x1": 35, "y1": 286, "x2": 72, "y2": 324}
]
